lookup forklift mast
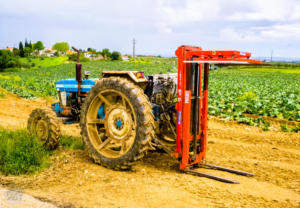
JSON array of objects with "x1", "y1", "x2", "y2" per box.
[{"x1": 175, "y1": 45, "x2": 262, "y2": 171}]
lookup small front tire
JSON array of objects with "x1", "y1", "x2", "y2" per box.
[{"x1": 27, "y1": 107, "x2": 60, "y2": 150}]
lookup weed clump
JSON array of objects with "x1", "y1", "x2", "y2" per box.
[
  {"x1": 0, "y1": 129, "x2": 49, "y2": 175},
  {"x1": 59, "y1": 135, "x2": 84, "y2": 150}
]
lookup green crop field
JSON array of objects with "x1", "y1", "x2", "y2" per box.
[
  {"x1": 0, "y1": 59, "x2": 176, "y2": 98},
  {"x1": 0, "y1": 58, "x2": 299, "y2": 124},
  {"x1": 240, "y1": 67, "x2": 300, "y2": 74},
  {"x1": 209, "y1": 67, "x2": 299, "y2": 122}
]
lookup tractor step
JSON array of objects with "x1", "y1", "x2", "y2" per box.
[{"x1": 184, "y1": 163, "x2": 254, "y2": 184}]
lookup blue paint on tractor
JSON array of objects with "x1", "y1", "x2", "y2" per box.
[
  {"x1": 97, "y1": 104, "x2": 105, "y2": 119},
  {"x1": 56, "y1": 79, "x2": 97, "y2": 92},
  {"x1": 52, "y1": 103, "x2": 63, "y2": 113},
  {"x1": 116, "y1": 120, "x2": 122, "y2": 128},
  {"x1": 151, "y1": 104, "x2": 160, "y2": 121},
  {"x1": 65, "y1": 121, "x2": 75, "y2": 124}
]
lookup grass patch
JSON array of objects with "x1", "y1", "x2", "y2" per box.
[
  {"x1": 59, "y1": 135, "x2": 84, "y2": 150},
  {"x1": 0, "y1": 129, "x2": 50, "y2": 175},
  {"x1": 19, "y1": 56, "x2": 68, "y2": 69}
]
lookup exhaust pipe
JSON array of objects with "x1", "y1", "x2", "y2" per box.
[
  {"x1": 72, "y1": 46, "x2": 82, "y2": 103},
  {"x1": 72, "y1": 46, "x2": 82, "y2": 83}
]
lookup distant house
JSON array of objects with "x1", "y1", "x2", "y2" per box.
[
  {"x1": 83, "y1": 52, "x2": 103, "y2": 60},
  {"x1": 83, "y1": 51, "x2": 103, "y2": 60},
  {"x1": 84, "y1": 51, "x2": 93, "y2": 58},
  {"x1": 41, "y1": 48, "x2": 57, "y2": 57},
  {"x1": 90, "y1": 54, "x2": 103, "y2": 60},
  {"x1": 122, "y1": 56, "x2": 130, "y2": 61},
  {"x1": 5, "y1": 47, "x2": 14, "y2": 52}
]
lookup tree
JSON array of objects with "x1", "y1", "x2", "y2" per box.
[
  {"x1": 87, "y1": 48, "x2": 96, "y2": 53},
  {"x1": 25, "y1": 39, "x2": 29, "y2": 48},
  {"x1": 23, "y1": 47, "x2": 33, "y2": 57},
  {"x1": 29, "y1": 40, "x2": 33, "y2": 49},
  {"x1": 101, "y1": 48, "x2": 111, "y2": 60},
  {"x1": 19, "y1": 41, "x2": 24, "y2": 57},
  {"x1": 13, "y1": 48, "x2": 20, "y2": 56},
  {"x1": 33, "y1": 41, "x2": 45, "y2": 56},
  {"x1": 53, "y1": 51, "x2": 59, "y2": 57},
  {"x1": 0, "y1": 50, "x2": 19, "y2": 71},
  {"x1": 34, "y1": 41, "x2": 45, "y2": 51},
  {"x1": 111, "y1": 51, "x2": 122, "y2": 61},
  {"x1": 52, "y1": 42, "x2": 70, "y2": 55}
]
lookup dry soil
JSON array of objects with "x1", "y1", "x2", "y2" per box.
[{"x1": 0, "y1": 88, "x2": 299, "y2": 208}]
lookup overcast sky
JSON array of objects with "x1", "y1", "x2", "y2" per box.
[{"x1": 1, "y1": 0, "x2": 299, "y2": 58}]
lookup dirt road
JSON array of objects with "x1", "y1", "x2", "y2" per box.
[
  {"x1": 0, "y1": 186, "x2": 56, "y2": 208},
  {"x1": 0, "y1": 88, "x2": 299, "y2": 208}
]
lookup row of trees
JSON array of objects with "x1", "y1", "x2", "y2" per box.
[
  {"x1": 1, "y1": 40, "x2": 123, "y2": 71},
  {"x1": 87, "y1": 48, "x2": 122, "y2": 60},
  {"x1": 16, "y1": 39, "x2": 45, "y2": 57},
  {"x1": 8, "y1": 39, "x2": 122, "y2": 60},
  {"x1": 12, "y1": 39, "x2": 68, "y2": 58}
]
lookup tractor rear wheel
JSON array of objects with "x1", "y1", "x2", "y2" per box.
[
  {"x1": 27, "y1": 108, "x2": 60, "y2": 150},
  {"x1": 80, "y1": 77, "x2": 154, "y2": 170}
]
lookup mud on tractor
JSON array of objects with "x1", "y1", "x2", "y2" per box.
[{"x1": 28, "y1": 46, "x2": 262, "y2": 183}]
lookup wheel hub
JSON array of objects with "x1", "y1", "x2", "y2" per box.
[
  {"x1": 36, "y1": 120, "x2": 48, "y2": 140},
  {"x1": 105, "y1": 105, "x2": 133, "y2": 140},
  {"x1": 115, "y1": 119, "x2": 123, "y2": 129}
]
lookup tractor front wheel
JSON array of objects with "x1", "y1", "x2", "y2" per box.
[
  {"x1": 27, "y1": 108, "x2": 60, "y2": 150},
  {"x1": 80, "y1": 77, "x2": 154, "y2": 170}
]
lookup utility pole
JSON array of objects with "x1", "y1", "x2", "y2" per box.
[
  {"x1": 270, "y1": 49, "x2": 273, "y2": 62},
  {"x1": 133, "y1": 38, "x2": 136, "y2": 61}
]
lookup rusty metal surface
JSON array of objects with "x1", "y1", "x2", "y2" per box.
[{"x1": 101, "y1": 71, "x2": 148, "y2": 83}]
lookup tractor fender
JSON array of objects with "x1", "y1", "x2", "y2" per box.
[{"x1": 101, "y1": 71, "x2": 148, "y2": 89}]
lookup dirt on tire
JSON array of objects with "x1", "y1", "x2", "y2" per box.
[
  {"x1": 28, "y1": 107, "x2": 60, "y2": 150},
  {"x1": 80, "y1": 77, "x2": 155, "y2": 170},
  {"x1": 0, "y1": 88, "x2": 299, "y2": 208}
]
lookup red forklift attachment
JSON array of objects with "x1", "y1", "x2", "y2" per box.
[
  {"x1": 185, "y1": 164, "x2": 254, "y2": 184},
  {"x1": 175, "y1": 45, "x2": 262, "y2": 183}
]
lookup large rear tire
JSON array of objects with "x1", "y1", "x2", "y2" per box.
[
  {"x1": 27, "y1": 107, "x2": 60, "y2": 150},
  {"x1": 80, "y1": 77, "x2": 154, "y2": 170}
]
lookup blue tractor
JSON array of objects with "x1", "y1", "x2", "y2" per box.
[{"x1": 28, "y1": 47, "x2": 177, "y2": 170}]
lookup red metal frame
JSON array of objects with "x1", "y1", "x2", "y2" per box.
[{"x1": 175, "y1": 45, "x2": 262, "y2": 170}]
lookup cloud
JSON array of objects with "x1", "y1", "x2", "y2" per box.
[
  {"x1": 227, "y1": 0, "x2": 298, "y2": 22},
  {"x1": 255, "y1": 23, "x2": 300, "y2": 39},
  {"x1": 219, "y1": 22, "x2": 300, "y2": 43},
  {"x1": 219, "y1": 28, "x2": 263, "y2": 42},
  {"x1": 157, "y1": 0, "x2": 221, "y2": 26},
  {"x1": 0, "y1": 0, "x2": 299, "y2": 57}
]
